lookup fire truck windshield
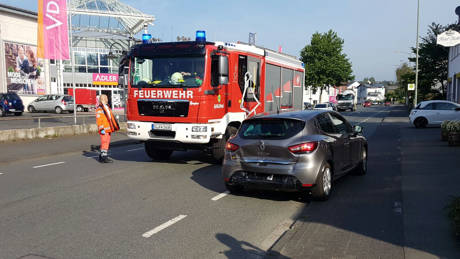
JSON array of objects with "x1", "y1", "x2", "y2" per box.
[
  {"x1": 337, "y1": 94, "x2": 354, "y2": 100},
  {"x1": 131, "y1": 56, "x2": 205, "y2": 88}
]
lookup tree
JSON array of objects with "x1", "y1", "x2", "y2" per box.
[
  {"x1": 362, "y1": 77, "x2": 376, "y2": 85},
  {"x1": 300, "y1": 30, "x2": 354, "y2": 101},
  {"x1": 408, "y1": 22, "x2": 460, "y2": 101},
  {"x1": 395, "y1": 63, "x2": 415, "y2": 105}
]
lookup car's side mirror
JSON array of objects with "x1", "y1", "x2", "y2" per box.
[
  {"x1": 353, "y1": 125, "x2": 363, "y2": 135},
  {"x1": 211, "y1": 55, "x2": 228, "y2": 87}
]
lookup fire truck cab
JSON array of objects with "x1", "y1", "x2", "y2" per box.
[{"x1": 124, "y1": 32, "x2": 304, "y2": 161}]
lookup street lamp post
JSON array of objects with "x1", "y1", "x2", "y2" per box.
[{"x1": 414, "y1": 0, "x2": 420, "y2": 107}]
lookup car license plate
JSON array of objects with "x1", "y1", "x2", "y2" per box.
[
  {"x1": 9, "y1": 109, "x2": 15, "y2": 112},
  {"x1": 152, "y1": 123, "x2": 172, "y2": 131}
]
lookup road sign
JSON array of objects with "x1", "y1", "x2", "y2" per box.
[
  {"x1": 437, "y1": 30, "x2": 460, "y2": 47},
  {"x1": 408, "y1": 83, "x2": 415, "y2": 91}
]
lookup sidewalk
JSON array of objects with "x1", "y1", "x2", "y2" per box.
[
  {"x1": 267, "y1": 108, "x2": 460, "y2": 258},
  {"x1": 0, "y1": 132, "x2": 140, "y2": 165}
]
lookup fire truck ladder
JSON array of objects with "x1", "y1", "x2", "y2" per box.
[{"x1": 240, "y1": 72, "x2": 261, "y2": 117}]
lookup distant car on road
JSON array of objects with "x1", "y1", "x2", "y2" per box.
[
  {"x1": 222, "y1": 110, "x2": 368, "y2": 200},
  {"x1": 384, "y1": 101, "x2": 391, "y2": 106},
  {"x1": 363, "y1": 100, "x2": 372, "y2": 107},
  {"x1": 409, "y1": 100, "x2": 460, "y2": 128},
  {"x1": 304, "y1": 102, "x2": 313, "y2": 110},
  {"x1": 314, "y1": 103, "x2": 334, "y2": 111},
  {"x1": 0, "y1": 92, "x2": 24, "y2": 116},
  {"x1": 28, "y1": 95, "x2": 75, "y2": 114}
]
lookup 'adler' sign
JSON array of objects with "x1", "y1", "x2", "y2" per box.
[{"x1": 437, "y1": 30, "x2": 460, "y2": 47}]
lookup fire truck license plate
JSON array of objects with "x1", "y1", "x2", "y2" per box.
[{"x1": 152, "y1": 123, "x2": 172, "y2": 131}]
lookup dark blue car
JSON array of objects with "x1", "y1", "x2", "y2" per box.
[{"x1": 0, "y1": 92, "x2": 24, "y2": 116}]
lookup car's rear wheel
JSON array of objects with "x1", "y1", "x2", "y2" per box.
[
  {"x1": 354, "y1": 147, "x2": 367, "y2": 175},
  {"x1": 145, "y1": 141, "x2": 173, "y2": 160},
  {"x1": 225, "y1": 183, "x2": 243, "y2": 194},
  {"x1": 0, "y1": 107, "x2": 5, "y2": 117},
  {"x1": 55, "y1": 106, "x2": 63, "y2": 114},
  {"x1": 28, "y1": 105, "x2": 36, "y2": 113},
  {"x1": 414, "y1": 117, "x2": 428, "y2": 128},
  {"x1": 211, "y1": 125, "x2": 238, "y2": 162},
  {"x1": 76, "y1": 105, "x2": 83, "y2": 112},
  {"x1": 311, "y1": 162, "x2": 332, "y2": 201}
]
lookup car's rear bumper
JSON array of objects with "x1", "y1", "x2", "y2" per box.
[{"x1": 222, "y1": 152, "x2": 325, "y2": 191}]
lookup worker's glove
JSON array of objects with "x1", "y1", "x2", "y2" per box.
[{"x1": 100, "y1": 129, "x2": 105, "y2": 135}]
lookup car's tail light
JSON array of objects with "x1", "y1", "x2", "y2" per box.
[
  {"x1": 225, "y1": 142, "x2": 239, "y2": 152},
  {"x1": 3, "y1": 100, "x2": 7, "y2": 105},
  {"x1": 289, "y1": 142, "x2": 318, "y2": 154},
  {"x1": 61, "y1": 99, "x2": 66, "y2": 105}
]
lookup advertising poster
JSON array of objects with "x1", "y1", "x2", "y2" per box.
[{"x1": 4, "y1": 42, "x2": 46, "y2": 95}]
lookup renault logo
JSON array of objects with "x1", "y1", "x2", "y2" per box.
[{"x1": 259, "y1": 140, "x2": 265, "y2": 151}]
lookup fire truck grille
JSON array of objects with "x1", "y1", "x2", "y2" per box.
[{"x1": 138, "y1": 100, "x2": 189, "y2": 117}]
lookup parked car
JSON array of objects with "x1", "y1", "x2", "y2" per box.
[
  {"x1": 304, "y1": 102, "x2": 313, "y2": 110},
  {"x1": 314, "y1": 103, "x2": 334, "y2": 111},
  {"x1": 409, "y1": 100, "x2": 460, "y2": 128},
  {"x1": 28, "y1": 95, "x2": 75, "y2": 114},
  {"x1": 0, "y1": 92, "x2": 24, "y2": 116},
  {"x1": 222, "y1": 110, "x2": 368, "y2": 200},
  {"x1": 363, "y1": 100, "x2": 372, "y2": 107},
  {"x1": 384, "y1": 101, "x2": 391, "y2": 106}
]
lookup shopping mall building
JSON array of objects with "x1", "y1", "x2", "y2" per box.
[{"x1": 0, "y1": 1, "x2": 154, "y2": 109}]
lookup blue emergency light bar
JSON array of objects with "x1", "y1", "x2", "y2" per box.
[
  {"x1": 142, "y1": 33, "x2": 152, "y2": 44},
  {"x1": 196, "y1": 30, "x2": 206, "y2": 42}
]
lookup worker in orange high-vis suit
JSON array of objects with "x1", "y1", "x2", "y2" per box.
[{"x1": 96, "y1": 94, "x2": 120, "y2": 163}]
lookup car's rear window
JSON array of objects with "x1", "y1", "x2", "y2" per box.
[
  {"x1": 315, "y1": 104, "x2": 326, "y2": 108},
  {"x1": 63, "y1": 96, "x2": 74, "y2": 102},
  {"x1": 239, "y1": 118, "x2": 305, "y2": 139},
  {"x1": 6, "y1": 93, "x2": 20, "y2": 101}
]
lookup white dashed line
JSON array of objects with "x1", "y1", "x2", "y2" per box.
[
  {"x1": 33, "y1": 162, "x2": 65, "y2": 169},
  {"x1": 0, "y1": 173, "x2": 4, "y2": 175},
  {"x1": 211, "y1": 191, "x2": 230, "y2": 201},
  {"x1": 142, "y1": 215, "x2": 187, "y2": 238},
  {"x1": 127, "y1": 147, "x2": 144, "y2": 152}
]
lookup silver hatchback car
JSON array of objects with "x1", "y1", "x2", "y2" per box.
[
  {"x1": 222, "y1": 110, "x2": 368, "y2": 200},
  {"x1": 28, "y1": 95, "x2": 74, "y2": 114}
]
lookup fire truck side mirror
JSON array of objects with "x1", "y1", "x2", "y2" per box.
[{"x1": 211, "y1": 55, "x2": 229, "y2": 87}]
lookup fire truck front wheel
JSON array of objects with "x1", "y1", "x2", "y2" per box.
[
  {"x1": 145, "y1": 141, "x2": 173, "y2": 160},
  {"x1": 211, "y1": 125, "x2": 238, "y2": 162}
]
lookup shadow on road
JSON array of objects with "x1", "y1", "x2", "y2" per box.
[{"x1": 216, "y1": 233, "x2": 290, "y2": 259}]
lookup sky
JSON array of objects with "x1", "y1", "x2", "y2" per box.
[{"x1": 1, "y1": 0, "x2": 460, "y2": 81}]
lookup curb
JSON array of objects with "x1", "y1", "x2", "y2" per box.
[{"x1": 0, "y1": 122, "x2": 127, "y2": 143}]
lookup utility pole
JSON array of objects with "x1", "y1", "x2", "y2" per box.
[{"x1": 414, "y1": 0, "x2": 420, "y2": 107}]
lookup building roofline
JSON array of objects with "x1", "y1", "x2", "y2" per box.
[{"x1": 0, "y1": 4, "x2": 37, "y2": 19}]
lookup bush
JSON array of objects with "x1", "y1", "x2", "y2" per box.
[
  {"x1": 446, "y1": 196, "x2": 460, "y2": 237},
  {"x1": 446, "y1": 120, "x2": 460, "y2": 133},
  {"x1": 441, "y1": 120, "x2": 451, "y2": 131}
]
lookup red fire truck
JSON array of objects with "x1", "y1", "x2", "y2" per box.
[{"x1": 124, "y1": 31, "x2": 305, "y2": 161}]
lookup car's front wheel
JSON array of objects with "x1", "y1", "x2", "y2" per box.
[
  {"x1": 225, "y1": 183, "x2": 243, "y2": 194},
  {"x1": 354, "y1": 147, "x2": 367, "y2": 175},
  {"x1": 311, "y1": 162, "x2": 333, "y2": 201},
  {"x1": 55, "y1": 106, "x2": 63, "y2": 114},
  {"x1": 28, "y1": 105, "x2": 36, "y2": 113},
  {"x1": 145, "y1": 141, "x2": 173, "y2": 160},
  {"x1": 414, "y1": 117, "x2": 428, "y2": 128}
]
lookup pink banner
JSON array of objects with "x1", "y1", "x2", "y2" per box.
[
  {"x1": 93, "y1": 73, "x2": 119, "y2": 85},
  {"x1": 38, "y1": 0, "x2": 70, "y2": 60}
]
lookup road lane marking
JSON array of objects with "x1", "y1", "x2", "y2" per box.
[
  {"x1": 142, "y1": 214, "x2": 187, "y2": 238},
  {"x1": 260, "y1": 218, "x2": 295, "y2": 251},
  {"x1": 33, "y1": 162, "x2": 65, "y2": 169},
  {"x1": 0, "y1": 173, "x2": 4, "y2": 175},
  {"x1": 127, "y1": 147, "x2": 144, "y2": 152},
  {"x1": 211, "y1": 191, "x2": 230, "y2": 201}
]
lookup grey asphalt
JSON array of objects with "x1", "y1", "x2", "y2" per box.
[
  {"x1": 0, "y1": 112, "x2": 126, "y2": 130},
  {"x1": 2, "y1": 105, "x2": 457, "y2": 259},
  {"x1": 268, "y1": 106, "x2": 460, "y2": 259}
]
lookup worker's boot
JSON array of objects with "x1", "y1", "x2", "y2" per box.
[{"x1": 102, "y1": 155, "x2": 113, "y2": 163}]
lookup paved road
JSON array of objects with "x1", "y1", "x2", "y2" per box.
[
  {"x1": 2, "y1": 105, "x2": 455, "y2": 259},
  {"x1": 0, "y1": 112, "x2": 126, "y2": 130}
]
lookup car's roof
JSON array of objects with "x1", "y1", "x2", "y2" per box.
[
  {"x1": 247, "y1": 110, "x2": 327, "y2": 121},
  {"x1": 420, "y1": 100, "x2": 458, "y2": 105}
]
